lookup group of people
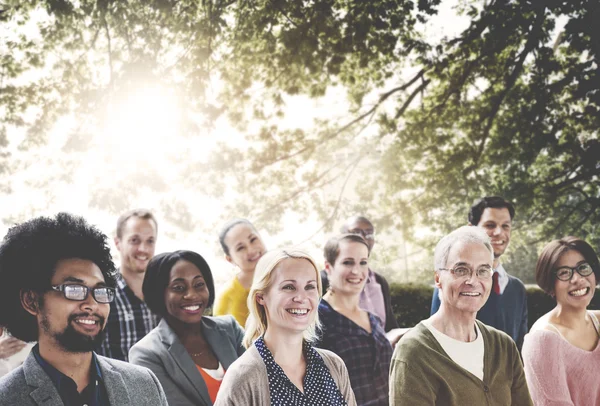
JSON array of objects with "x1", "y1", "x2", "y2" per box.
[{"x1": 0, "y1": 196, "x2": 597, "y2": 405}]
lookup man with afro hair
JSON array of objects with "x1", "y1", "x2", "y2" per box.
[{"x1": 0, "y1": 212, "x2": 167, "y2": 405}]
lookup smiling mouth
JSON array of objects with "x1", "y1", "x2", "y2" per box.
[
  {"x1": 287, "y1": 308, "x2": 309, "y2": 315},
  {"x1": 460, "y1": 292, "x2": 481, "y2": 297},
  {"x1": 569, "y1": 287, "x2": 589, "y2": 297},
  {"x1": 346, "y1": 278, "x2": 363, "y2": 284},
  {"x1": 182, "y1": 304, "x2": 202, "y2": 312},
  {"x1": 491, "y1": 240, "x2": 505, "y2": 246},
  {"x1": 135, "y1": 255, "x2": 149, "y2": 261}
]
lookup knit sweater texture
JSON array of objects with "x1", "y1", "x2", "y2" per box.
[{"x1": 389, "y1": 321, "x2": 533, "y2": 406}]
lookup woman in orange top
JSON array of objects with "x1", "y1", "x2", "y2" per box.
[{"x1": 130, "y1": 250, "x2": 245, "y2": 406}]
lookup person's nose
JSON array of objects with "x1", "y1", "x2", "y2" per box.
[
  {"x1": 80, "y1": 289, "x2": 99, "y2": 311},
  {"x1": 293, "y1": 290, "x2": 307, "y2": 303},
  {"x1": 492, "y1": 226, "x2": 502, "y2": 236},
  {"x1": 570, "y1": 270, "x2": 582, "y2": 283},
  {"x1": 138, "y1": 242, "x2": 152, "y2": 254}
]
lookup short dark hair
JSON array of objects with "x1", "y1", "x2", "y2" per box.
[
  {"x1": 142, "y1": 250, "x2": 215, "y2": 317},
  {"x1": 468, "y1": 196, "x2": 516, "y2": 225},
  {"x1": 218, "y1": 219, "x2": 256, "y2": 256},
  {"x1": 340, "y1": 216, "x2": 373, "y2": 233},
  {"x1": 324, "y1": 234, "x2": 370, "y2": 265},
  {"x1": 535, "y1": 236, "x2": 600, "y2": 295},
  {"x1": 116, "y1": 209, "x2": 158, "y2": 239},
  {"x1": 0, "y1": 213, "x2": 117, "y2": 341}
]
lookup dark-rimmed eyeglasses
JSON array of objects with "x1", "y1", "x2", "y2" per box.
[
  {"x1": 50, "y1": 284, "x2": 116, "y2": 304},
  {"x1": 554, "y1": 263, "x2": 594, "y2": 281},
  {"x1": 438, "y1": 265, "x2": 493, "y2": 280}
]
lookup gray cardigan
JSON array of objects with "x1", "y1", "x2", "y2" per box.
[
  {"x1": 214, "y1": 344, "x2": 357, "y2": 406},
  {"x1": 0, "y1": 350, "x2": 167, "y2": 406},
  {"x1": 129, "y1": 316, "x2": 245, "y2": 406}
]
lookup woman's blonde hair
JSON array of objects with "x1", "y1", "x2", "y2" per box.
[{"x1": 243, "y1": 248, "x2": 323, "y2": 348}]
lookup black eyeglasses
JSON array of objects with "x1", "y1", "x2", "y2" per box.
[
  {"x1": 50, "y1": 284, "x2": 116, "y2": 304},
  {"x1": 554, "y1": 263, "x2": 594, "y2": 281},
  {"x1": 438, "y1": 265, "x2": 494, "y2": 280}
]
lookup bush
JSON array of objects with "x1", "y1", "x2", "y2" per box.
[{"x1": 389, "y1": 283, "x2": 600, "y2": 329}]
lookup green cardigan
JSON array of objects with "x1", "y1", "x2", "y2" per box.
[{"x1": 389, "y1": 321, "x2": 533, "y2": 406}]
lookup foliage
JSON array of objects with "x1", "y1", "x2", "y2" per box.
[
  {"x1": 0, "y1": 0, "x2": 598, "y2": 276},
  {"x1": 389, "y1": 284, "x2": 600, "y2": 329}
]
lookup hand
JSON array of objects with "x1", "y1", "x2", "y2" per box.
[
  {"x1": 385, "y1": 328, "x2": 411, "y2": 347},
  {"x1": 0, "y1": 336, "x2": 28, "y2": 359}
]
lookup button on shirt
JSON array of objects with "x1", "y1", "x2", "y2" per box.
[
  {"x1": 254, "y1": 337, "x2": 347, "y2": 406},
  {"x1": 32, "y1": 344, "x2": 108, "y2": 406},
  {"x1": 318, "y1": 299, "x2": 393, "y2": 406},
  {"x1": 97, "y1": 273, "x2": 159, "y2": 361}
]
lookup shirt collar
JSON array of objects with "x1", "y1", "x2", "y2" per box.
[{"x1": 32, "y1": 344, "x2": 104, "y2": 391}]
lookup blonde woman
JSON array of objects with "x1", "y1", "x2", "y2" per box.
[{"x1": 214, "y1": 249, "x2": 356, "y2": 406}]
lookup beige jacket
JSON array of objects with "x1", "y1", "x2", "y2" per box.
[{"x1": 214, "y1": 344, "x2": 357, "y2": 405}]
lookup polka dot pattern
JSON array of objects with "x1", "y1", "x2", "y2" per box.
[{"x1": 254, "y1": 337, "x2": 347, "y2": 406}]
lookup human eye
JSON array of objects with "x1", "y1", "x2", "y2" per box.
[
  {"x1": 556, "y1": 268, "x2": 571, "y2": 279},
  {"x1": 577, "y1": 263, "x2": 592, "y2": 274},
  {"x1": 130, "y1": 237, "x2": 140, "y2": 244},
  {"x1": 236, "y1": 246, "x2": 245, "y2": 252},
  {"x1": 194, "y1": 281, "x2": 206, "y2": 289},
  {"x1": 282, "y1": 284, "x2": 295, "y2": 291},
  {"x1": 477, "y1": 267, "x2": 493, "y2": 278},
  {"x1": 342, "y1": 260, "x2": 355, "y2": 266},
  {"x1": 453, "y1": 267, "x2": 470, "y2": 277},
  {"x1": 171, "y1": 284, "x2": 185, "y2": 292},
  {"x1": 360, "y1": 260, "x2": 368, "y2": 266},
  {"x1": 305, "y1": 283, "x2": 316, "y2": 290}
]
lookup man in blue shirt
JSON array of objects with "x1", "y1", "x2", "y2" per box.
[
  {"x1": 0, "y1": 213, "x2": 167, "y2": 405},
  {"x1": 430, "y1": 197, "x2": 528, "y2": 350}
]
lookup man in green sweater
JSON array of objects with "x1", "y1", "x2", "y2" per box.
[{"x1": 389, "y1": 226, "x2": 532, "y2": 405}]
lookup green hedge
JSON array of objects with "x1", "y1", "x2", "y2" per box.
[{"x1": 389, "y1": 283, "x2": 600, "y2": 329}]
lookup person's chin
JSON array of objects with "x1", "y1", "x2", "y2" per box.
[{"x1": 57, "y1": 325, "x2": 105, "y2": 353}]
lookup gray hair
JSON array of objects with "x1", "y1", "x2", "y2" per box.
[{"x1": 434, "y1": 226, "x2": 493, "y2": 270}]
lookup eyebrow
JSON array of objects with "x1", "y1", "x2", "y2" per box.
[
  {"x1": 61, "y1": 276, "x2": 107, "y2": 287},
  {"x1": 170, "y1": 275, "x2": 205, "y2": 283},
  {"x1": 279, "y1": 279, "x2": 317, "y2": 284}
]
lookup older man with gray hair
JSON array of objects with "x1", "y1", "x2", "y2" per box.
[{"x1": 389, "y1": 226, "x2": 532, "y2": 406}]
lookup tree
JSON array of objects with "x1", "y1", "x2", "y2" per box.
[{"x1": 1, "y1": 0, "x2": 598, "y2": 281}]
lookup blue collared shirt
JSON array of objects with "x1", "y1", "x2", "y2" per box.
[{"x1": 32, "y1": 344, "x2": 109, "y2": 406}]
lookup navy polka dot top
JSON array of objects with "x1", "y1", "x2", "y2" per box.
[{"x1": 254, "y1": 336, "x2": 348, "y2": 406}]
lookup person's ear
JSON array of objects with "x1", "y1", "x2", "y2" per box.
[
  {"x1": 256, "y1": 293, "x2": 265, "y2": 305},
  {"x1": 434, "y1": 271, "x2": 442, "y2": 289},
  {"x1": 21, "y1": 290, "x2": 40, "y2": 316},
  {"x1": 324, "y1": 261, "x2": 334, "y2": 275},
  {"x1": 114, "y1": 236, "x2": 121, "y2": 250},
  {"x1": 225, "y1": 254, "x2": 234, "y2": 265}
]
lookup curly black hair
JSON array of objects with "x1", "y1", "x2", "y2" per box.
[
  {"x1": 0, "y1": 212, "x2": 117, "y2": 341},
  {"x1": 142, "y1": 250, "x2": 215, "y2": 318}
]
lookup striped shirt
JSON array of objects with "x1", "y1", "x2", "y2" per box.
[{"x1": 96, "y1": 273, "x2": 159, "y2": 361}]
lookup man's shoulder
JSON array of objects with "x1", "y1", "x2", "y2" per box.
[
  {"x1": 505, "y1": 273, "x2": 527, "y2": 293},
  {"x1": 98, "y1": 354, "x2": 153, "y2": 378},
  {"x1": 0, "y1": 364, "x2": 26, "y2": 395}
]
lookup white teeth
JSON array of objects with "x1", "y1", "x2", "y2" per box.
[
  {"x1": 347, "y1": 278, "x2": 362, "y2": 283},
  {"x1": 569, "y1": 288, "x2": 588, "y2": 297},
  {"x1": 183, "y1": 305, "x2": 200, "y2": 311},
  {"x1": 460, "y1": 292, "x2": 480, "y2": 296},
  {"x1": 491, "y1": 241, "x2": 504, "y2": 245},
  {"x1": 75, "y1": 319, "x2": 96, "y2": 325},
  {"x1": 287, "y1": 309, "x2": 308, "y2": 315}
]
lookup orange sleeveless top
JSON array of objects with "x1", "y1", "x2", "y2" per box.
[{"x1": 196, "y1": 365, "x2": 224, "y2": 403}]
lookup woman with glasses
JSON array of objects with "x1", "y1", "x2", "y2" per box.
[
  {"x1": 129, "y1": 250, "x2": 245, "y2": 405},
  {"x1": 522, "y1": 237, "x2": 600, "y2": 405},
  {"x1": 317, "y1": 233, "x2": 392, "y2": 406},
  {"x1": 389, "y1": 226, "x2": 532, "y2": 405}
]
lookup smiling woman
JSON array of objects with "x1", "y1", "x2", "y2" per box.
[
  {"x1": 129, "y1": 250, "x2": 245, "y2": 406},
  {"x1": 522, "y1": 237, "x2": 600, "y2": 406}
]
